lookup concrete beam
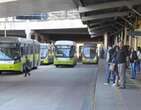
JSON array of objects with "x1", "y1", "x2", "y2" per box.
[
  {"x1": 88, "y1": 20, "x2": 116, "y2": 28},
  {"x1": 79, "y1": 0, "x2": 141, "y2": 13},
  {"x1": 88, "y1": 27, "x2": 114, "y2": 34},
  {"x1": 89, "y1": 23, "x2": 117, "y2": 31},
  {"x1": 82, "y1": 11, "x2": 129, "y2": 22}
]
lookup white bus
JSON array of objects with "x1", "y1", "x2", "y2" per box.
[
  {"x1": 0, "y1": 37, "x2": 40, "y2": 73},
  {"x1": 82, "y1": 42, "x2": 98, "y2": 64},
  {"x1": 54, "y1": 40, "x2": 77, "y2": 67},
  {"x1": 40, "y1": 43, "x2": 54, "y2": 64}
]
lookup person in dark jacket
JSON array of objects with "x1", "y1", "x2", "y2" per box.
[
  {"x1": 24, "y1": 56, "x2": 31, "y2": 77},
  {"x1": 100, "y1": 47, "x2": 105, "y2": 59},
  {"x1": 117, "y1": 41, "x2": 127, "y2": 89},
  {"x1": 104, "y1": 46, "x2": 115, "y2": 85},
  {"x1": 129, "y1": 48, "x2": 138, "y2": 79},
  {"x1": 112, "y1": 46, "x2": 120, "y2": 87}
]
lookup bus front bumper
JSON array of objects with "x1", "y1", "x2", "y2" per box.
[
  {"x1": 82, "y1": 57, "x2": 98, "y2": 64},
  {"x1": 40, "y1": 59, "x2": 49, "y2": 64},
  {"x1": 54, "y1": 58, "x2": 76, "y2": 65},
  {"x1": 0, "y1": 63, "x2": 22, "y2": 72}
]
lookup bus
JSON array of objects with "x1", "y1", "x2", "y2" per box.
[
  {"x1": 0, "y1": 37, "x2": 40, "y2": 74},
  {"x1": 54, "y1": 40, "x2": 77, "y2": 67},
  {"x1": 40, "y1": 43, "x2": 54, "y2": 64},
  {"x1": 82, "y1": 42, "x2": 98, "y2": 64},
  {"x1": 33, "y1": 40, "x2": 40, "y2": 68}
]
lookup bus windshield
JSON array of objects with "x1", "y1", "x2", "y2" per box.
[
  {"x1": 55, "y1": 45, "x2": 74, "y2": 58},
  {"x1": 40, "y1": 47, "x2": 48, "y2": 59},
  {"x1": 83, "y1": 46, "x2": 96, "y2": 58},
  {"x1": 0, "y1": 43, "x2": 20, "y2": 60}
]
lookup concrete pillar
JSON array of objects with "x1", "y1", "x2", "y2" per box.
[
  {"x1": 121, "y1": 31, "x2": 124, "y2": 41},
  {"x1": 118, "y1": 34, "x2": 121, "y2": 42},
  {"x1": 25, "y1": 20, "x2": 31, "y2": 39},
  {"x1": 124, "y1": 26, "x2": 127, "y2": 45},
  {"x1": 25, "y1": 29, "x2": 31, "y2": 39},
  {"x1": 4, "y1": 18, "x2": 7, "y2": 38},
  {"x1": 115, "y1": 36, "x2": 118, "y2": 45},
  {"x1": 34, "y1": 33, "x2": 38, "y2": 41},
  {"x1": 104, "y1": 32, "x2": 108, "y2": 49},
  {"x1": 134, "y1": 37, "x2": 138, "y2": 50},
  {"x1": 129, "y1": 36, "x2": 132, "y2": 46},
  {"x1": 40, "y1": 35, "x2": 44, "y2": 43},
  {"x1": 119, "y1": 32, "x2": 122, "y2": 41}
]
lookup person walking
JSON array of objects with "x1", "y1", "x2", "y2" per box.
[
  {"x1": 129, "y1": 48, "x2": 138, "y2": 79},
  {"x1": 117, "y1": 41, "x2": 127, "y2": 89},
  {"x1": 24, "y1": 56, "x2": 31, "y2": 77},
  {"x1": 104, "y1": 46, "x2": 115, "y2": 85},
  {"x1": 100, "y1": 47, "x2": 105, "y2": 59},
  {"x1": 112, "y1": 46, "x2": 120, "y2": 87}
]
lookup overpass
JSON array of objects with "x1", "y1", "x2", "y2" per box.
[
  {"x1": 0, "y1": 19, "x2": 88, "y2": 40},
  {"x1": 0, "y1": 0, "x2": 141, "y2": 48}
]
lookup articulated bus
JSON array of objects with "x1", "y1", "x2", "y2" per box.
[
  {"x1": 0, "y1": 37, "x2": 40, "y2": 74},
  {"x1": 54, "y1": 40, "x2": 77, "y2": 67},
  {"x1": 82, "y1": 42, "x2": 98, "y2": 64},
  {"x1": 40, "y1": 43, "x2": 54, "y2": 64}
]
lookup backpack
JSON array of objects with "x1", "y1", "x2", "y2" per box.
[
  {"x1": 137, "y1": 51, "x2": 141, "y2": 60},
  {"x1": 108, "y1": 48, "x2": 114, "y2": 63}
]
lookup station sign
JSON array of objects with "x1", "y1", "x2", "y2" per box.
[{"x1": 16, "y1": 13, "x2": 48, "y2": 20}]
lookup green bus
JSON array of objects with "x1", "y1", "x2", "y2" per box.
[
  {"x1": 82, "y1": 42, "x2": 98, "y2": 64},
  {"x1": 54, "y1": 40, "x2": 77, "y2": 67},
  {"x1": 40, "y1": 43, "x2": 54, "y2": 65},
  {"x1": 0, "y1": 37, "x2": 40, "y2": 74}
]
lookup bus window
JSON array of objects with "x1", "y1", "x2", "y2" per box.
[
  {"x1": 0, "y1": 47, "x2": 20, "y2": 60},
  {"x1": 21, "y1": 47, "x2": 24, "y2": 56},
  {"x1": 70, "y1": 46, "x2": 75, "y2": 57},
  {"x1": 55, "y1": 45, "x2": 75, "y2": 58},
  {"x1": 83, "y1": 47, "x2": 96, "y2": 58}
]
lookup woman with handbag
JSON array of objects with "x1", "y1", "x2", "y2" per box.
[
  {"x1": 104, "y1": 46, "x2": 115, "y2": 85},
  {"x1": 129, "y1": 48, "x2": 138, "y2": 79}
]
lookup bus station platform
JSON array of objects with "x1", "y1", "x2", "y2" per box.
[{"x1": 95, "y1": 60, "x2": 141, "y2": 110}]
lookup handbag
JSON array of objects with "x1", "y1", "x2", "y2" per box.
[{"x1": 109, "y1": 63, "x2": 115, "y2": 71}]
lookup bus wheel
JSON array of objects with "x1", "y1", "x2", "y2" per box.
[
  {"x1": 55, "y1": 65, "x2": 59, "y2": 68},
  {"x1": 70, "y1": 65, "x2": 75, "y2": 67},
  {"x1": 33, "y1": 66, "x2": 38, "y2": 69},
  {"x1": 17, "y1": 71, "x2": 22, "y2": 74},
  {"x1": 34, "y1": 66, "x2": 38, "y2": 69}
]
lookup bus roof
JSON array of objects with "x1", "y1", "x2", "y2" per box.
[
  {"x1": 55, "y1": 40, "x2": 76, "y2": 46},
  {"x1": 0, "y1": 37, "x2": 33, "y2": 44},
  {"x1": 40, "y1": 43, "x2": 50, "y2": 46},
  {"x1": 40, "y1": 43, "x2": 49, "y2": 48}
]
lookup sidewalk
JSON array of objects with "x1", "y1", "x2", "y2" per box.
[{"x1": 95, "y1": 59, "x2": 141, "y2": 110}]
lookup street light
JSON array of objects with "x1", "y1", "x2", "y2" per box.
[{"x1": 4, "y1": 18, "x2": 7, "y2": 38}]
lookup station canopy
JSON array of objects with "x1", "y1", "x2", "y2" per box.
[
  {"x1": 0, "y1": 0, "x2": 141, "y2": 36},
  {"x1": 78, "y1": 0, "x2": 141, "y2": 36}
]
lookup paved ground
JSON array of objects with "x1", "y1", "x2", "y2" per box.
[
  {"x1": 0, "y1": 64, "x2": 97, "y2": 110},
  {"x1": 95, "y1": 60, "x2": 141, "y2": 110}
]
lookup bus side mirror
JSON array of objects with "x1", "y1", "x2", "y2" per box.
[{"x1": 14, "y1": 56, "x2": 20, "y2": 60}]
